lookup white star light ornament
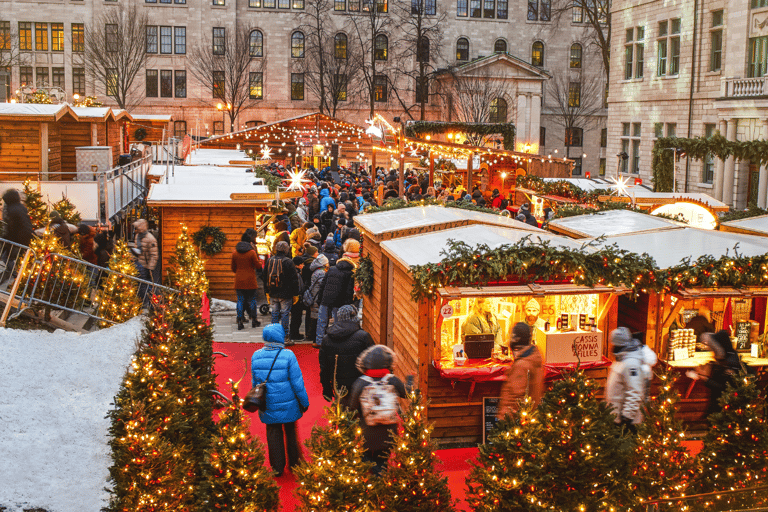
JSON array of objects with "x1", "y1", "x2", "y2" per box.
[
  {"x1": 261, "y1": 146, "x2": 272, "y2": 160},
  {"x1": 365, "y1": 119, "x2": 383, "y2": 140},
  {"x1": 608, "y1": 175, "x2": 631, "y2": 196},
  {"x1": 287, "y1": 169, "x2": 312, "y2": 191},
  {"x1": 409, "y1": 148, "x2": 421, "y2": 158}
]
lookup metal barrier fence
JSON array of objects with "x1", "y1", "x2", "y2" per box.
[{"x1": 0, "y1": 237, "x2": 177, "y2": 328}]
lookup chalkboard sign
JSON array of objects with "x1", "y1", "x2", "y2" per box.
[
  {"x1": 482, "y1": 397, "x2": 501, "y2": 444},
  {"x1": 735, "y1": 322, "x2": 751, "y2": 351}
]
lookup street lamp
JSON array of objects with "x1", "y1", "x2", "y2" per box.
[
  {"x1": 616, "y1": 151, "x2": 629, "y2": 179},
  {"x1": 73, "y1": 93, "x2": 80, "y2": 104}
]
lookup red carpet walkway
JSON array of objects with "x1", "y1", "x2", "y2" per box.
[{"x1": 213, "y1": 342, "x2": 702, "y2": 512}]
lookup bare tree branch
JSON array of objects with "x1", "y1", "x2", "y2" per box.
[
  {"x1": 187, "y1": 25, "x2": 265, "y2": 132},
  {"x1": 548, "y1": 0, "x2": 610, "y2": 77},
  {"x1": 545, "y1": 69, "x2": 604, "y2": 159},
  {"x1": 81, "y1": 5, "x2": 151, "y2": 110}
]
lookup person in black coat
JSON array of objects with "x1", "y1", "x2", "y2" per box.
[
  {"x1": 687, "y1": 329, "x2": 743, "y2": 418},
  {"x1": 262, "y1": 241, "x2": 300, "y2": 344},
  {"x1": 321, "y1": 239, "x2": 338, "y2": 267},
  {"x1": 1, "y1": 188, "x2": 34, "y2": 282},
  {"x1": 314, "y1": 255, "x2": 356, "y2": 345},
  {"x1": 319, "y1": 304, "x2": 373, "y2": 402}
]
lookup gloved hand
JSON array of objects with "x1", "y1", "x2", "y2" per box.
[
  {"x1": 299, "y1": 402, "x2": 309, "y2": 413},
  {"x1": 293, "y1": 296, "x2": 299, "y2": 304},
  {"x1": 265, "y1": 294, "x2": 270, "y2": 302}
]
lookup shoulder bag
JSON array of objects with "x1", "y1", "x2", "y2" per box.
[{"x1": 243, "y1": 348, "x2": 283, "y2": 413}]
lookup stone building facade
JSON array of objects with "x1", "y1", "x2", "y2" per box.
[
  {"x1": 608, "y1": 0, "x2": 768, "y2": 209},
  {"x1": 1, "y1": 0, "x2": 607, "y2": 175}
]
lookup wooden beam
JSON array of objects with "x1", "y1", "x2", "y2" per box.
[
  {"x1": 598, "y1": 294, "x2": 617, "y2": 322},
  {"x1": 662, "y1": 299, "x2": 686, "y2": 329}
]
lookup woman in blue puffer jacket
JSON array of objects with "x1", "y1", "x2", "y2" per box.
[{"x1": 251, "y1": 323, "x2": 310, "y2": 476}]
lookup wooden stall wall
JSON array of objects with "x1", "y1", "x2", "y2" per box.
[
  {"x1": 0, "y1": 121, "x2": 41, "y2": 180},
  {"x1": 59, "y1": 122, "x2": 91, "y2": 179},
  {"x1": 127, "y1": 121, "x2": 167, "y2": 143},
  {"x1": 618, "y1": 293, "x2": 650, "y2": 340},
  {"x1": 96, "y1": 122, "x2": 121, "y2": 168},
  {"x1": 391, "y1": 264, "x2": 420, "y2": 379},
  {"x1": 360, "y1": 234, "x2": 388, "y2": 346},
  {"x1": 160, "y1": 205, "x2": 259, "y2": 301},
  {"x1": 47, "y1": 123, "x2": 62, "y2": 181}
]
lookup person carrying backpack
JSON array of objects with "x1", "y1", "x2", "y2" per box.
[
  {"x1": 262, "y1": 241, "x2": 300, "y2": 345},
  {"x1": 304, "y1": 254, "x2": 328, "y2": 347},
  {"x1": 348, "y1": 345, "x2": 407, "y2": 474}
]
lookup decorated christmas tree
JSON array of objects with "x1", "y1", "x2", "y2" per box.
[
  {"x1": 377, "y1": 391, "x2": 455, "y2": 512},
  {"x1": 694, "y1": 373, "x2": 768, "y2": 510},
  {"x1": 22, "y1": 179, "x2": 49, "y2": 229},
  {"x1": 52, "y1": 195, "x2": 82, "y2": 225},
  {"x1": 632, "y1": 366, "x2": 694, "y2": 509},
  {"x1": 294, "y1": 391, "x2": 375, "y2": 511},
  {"x1": 536, "y1": 370, "x2": 636, "y2": 512},
  {"x1": 466, "y1": 397, "x2": 544, "y2": 511},
  {"x1": 210, "y1": 380, "x2": 279, "y2": 512},
  {"x1": 96, "y1": 240, "x2": 142, "y2": 326},
  {"x1": 166, "y1": 224, "x2": 209, "y2": 296}
]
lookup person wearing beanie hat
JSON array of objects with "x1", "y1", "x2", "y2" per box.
[
  {"x1": 262, "y1": 242, "x2": 300, "y2": 345},
  {"x1": 498, "y1": 322, "x2": 544, "y2": 419},
  {"x1": 333, "y1": 217, "x2": 347, "y2": 250},
  {"x1": 605, "y1": 327, "x2": 646, "y2": 431},
  {"x1": 251, "y1": 323, "x2": 310, "y2": 476},
  {"x1": 321, "y1": 239, "x2": 339, "y2": 267},
  {"x1": 305, "y1": 253, "x2": 329, "y2": 345},
  {"x1": 688, "y1": 329, "x2": 742, "y2": 417},
  {"x1": 319, "y1": 303, "x2": 374, "y2": 404}
]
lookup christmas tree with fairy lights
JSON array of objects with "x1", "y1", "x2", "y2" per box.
[
  {"x1": 694, "y1": 373, "x2": 768, "y2": 510},
  {"x1": 466, "y1": 397, "x2": 544, "y2": 511},
  {"x1": 210, "y1": 380, "x2": 279, "y2": 511},
  {"x1": 632, "y1": 366, "x2": 694, "y2": 509},
  {"x1": 22, "y1": 179, "x2": 49, "y2": 229},
  {"x1": 377, "y1": 391, "x2": 455, "y2": 512},
  {"x1": 294, "y1": 390, "x2": 375, "y2": 511},
  {"x1": 166, "y1": 224, "x2": 209, "y2": 297},
  {"x1": 52, "y1": 195, "x2": 81, "y2": 225},
  {"x1": 96, "y1": 239, "x2": 142, "y2": 326}
]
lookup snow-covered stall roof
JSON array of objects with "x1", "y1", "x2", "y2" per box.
[
  {"x1": 146, "y1": 164, "x2": 275, "y2": 204},
  {"x1": 380, "y1": 224, "x2": 587, "y2": 268},
  {"x1": 129, "y1": 113, "x2": 173, "y2": 121},
  {"x1": 542, "y1": 177, "x2": 615, "y2": 191},
  {"x1": 0, "y1": 102, "x2": 77, "y2": 121},
  {"x1": 355, "y1": 205, "x2": 542, "y2": 238},
  {"x1": 548, "y1": 209, "x2": 683, "y2": 239},
  {"x1": 188, "y1": 148, "x2": 252, "y2": 167},
  {"x1": 590, "y1": 228, "x2": 768, "y2": 269},
  {"x1": 71, "y1": 107, "x2": 113, "y2": 120},
  {"x1": 721, "y1": 214, "x2": 768, "y2": 237},
  {"x1": 619, "y1": 188, "x2": 729, "y2": 211}
]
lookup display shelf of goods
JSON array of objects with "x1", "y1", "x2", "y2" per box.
[{"x1": 192, "y1": 226, "x2": 227, "y2": 256}]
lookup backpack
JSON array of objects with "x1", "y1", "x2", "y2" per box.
[
  {"x1": 359, "y1": 374, "x2": 400, "y2": 426},
  {"x1": 304, "y1": 272, "x2": 327, "y2": 307},
  {"x1": 499, "y1": 198, "x2": 509, "y2": 210},
  {"x1": 267, "y1": 257, "x2": 283, "y2": 289}
]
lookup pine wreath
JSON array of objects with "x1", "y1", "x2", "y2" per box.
[{"x1": 192, "y1": 225, "x2": 227, "y2": 256}]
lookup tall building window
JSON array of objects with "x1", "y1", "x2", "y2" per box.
[
  {"x1": 19, "y1": 23, "x2": 32, "y2": 51},
  {"x1": 160, "y1": 70, "x2": 173, "y2": 97},
  {"x1": 565, "y1": 127, "x2": 583, "y2": 147},
  {"x1": 106, "y1": 24, "x2": 118, "y2": 53},
  {"x1": 497, "y1": 0, "x2": 508, "y2": 19},
  {"x1": 174, "y1": 121, "x2": 187, "y2": 138},
  {"x1": 250, "y1": 30, "x2": 263, "y2": 57},
  {"x1": 620, "y1": 122, "x2": 642, "y2": 174},
  {"x1": 213, "y1": 121, "x2": 224, "y2": 135},
  {"x1": 106, "y1": 68, "x2": 118, "y2": 96},
  {"x1": 335, "y1": 73, "x2": 347, "y2": 101},
  {"x1": 213, "y1": 0, "x2": 225, "y2": 5},
  {"x1": 291, "y1": 31, "x2": 304, "y2": 58},
  {"x1": 415, "y1": 76, "x2": 428, "y2": 103},
  {"x1": 494, "y1": 39, "x2": 507, "y2": 53},
  {"x1": 175, "y1": 70, "x2": 186, "y2": 97},
  {"x1": 568, "y1": 82, "x2": 581, "y2": 107},
  {"x1": 160, "y1": 26, "x2": 172, "y2": 54},
  {"x1": 657, "y1": 19, "x2": 680, "y2": 76},
  {"x1": 412, "y1": 0, "x2": 436, "y2": 15},
  {"x1": 36, "y1": 67, "x2": 49, "y2": 86},
  {"x1": 279, "y1": 0, "x2": 290, "y2": 8},
  {"x1": 249, "y1": 72, "x2": 263, "y2": 99},
  {"x1": 374, "y1": 34, "x2": 388, "y2": 60},
  {"x1": 666, "y1": 122, "x2": 676, "y2": 138},
  {"x1": 0, "y1": 21, "x2": 10, "y2": 51},
  {"x1": 703, "y1": 123, "x2": 716, "y2": 184},
  {"x1": 264, "y1": 0, "x2": 275, "y2": 6},
  {"x1": 624, "y1": 26, "x2": 644, "y2": 79},
  {"x1": 20, "y1": 66, "x2": 33, "y2": 86},
  {"x1": 335, "y1": 0, "x2": 346, "y2": 10},
  {"x1": 51, "y1": 23, "x2": 63, "y2": 52},
  {"x1": 750, "y1": 36, "x2": 768, "y2": 77},
  {"x1": 484, "y1": 0, "x2": 494, "y2": 18},
  {"x1": 73, "y1": 67, "x2": 85, "y2": 95},
  {"x1": 417, "y1": 36, "x2": 429, "y2": 62},
  {"x1": 291, "y1": 72, "x2": 304, "y2": 99},
  {"x1": 212, "y1": 27, "x2": 225, "y2": 55},
  {"x1": 174, "y1": 27, "x2": 186, "y2": 54},
  {"x1": 456, "y1": 38, "x2": 469, "y2": 61},
  {"x1": 374, "y1": 74, "x2": 387, "y2": 101},
  {"x1": 528, "y1": 0, "x2": 549, "y2": 21},
  {"x1": 531, "y1": 41, "x2": 544, "y2": 66},
  {"x1": 213, "y1": 70, "x2": 224, "y2": 98},
  {"x1": 147, "y1": 26, "x2": 158, "y2": 53},
  {"x1": 377, "y1": 0, "x2": 388, "y2": 12},
  {"x1": 600, "y1": 127, "x2": 607, "y2": 147},
  {"x1": 72, "y1": 24, "x2": 84, "y2": 53},
  {"x1": 348, "y1": 0, "x2": 359, "y2": 11},
  {"x1": 753, "y1": 0, "x2": 768, "y2": 7},
  {"x1": 489, "y1": 98, "x2": 507, "y2": 123},
  {"x1": 570, "y1": 43, "x2": 582, "y2": 68},
  {"x1": 573, "y1": 3, "x2": 583, "y2": 23},
  {"x1": 457, "y1": 0, "x2": 467, "y2": 16},
  {"x1": 52, "y1": 67, "x2": 64, "y2": 88},
  {"x1": 710, "y1": 10, "x2": 723, "y2": 72},
  {"x1": 470, "y1": 0, "x2": 481, "y2": 17},
  {"x1": 35, "y1": 23, "x2": 48, "y2": 51},
  {"x1": 540, "y1": 126, "x2": 546, "y2": 147},
  {"x1": 599, "y1": 158, "x2": 606, "y2": 176},
  {"x1": 334, "y1": 33, "x2": 347, "y2": 59}
]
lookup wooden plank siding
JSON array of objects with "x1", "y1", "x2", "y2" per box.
[
  {"x1": 59, "y1": 122, "x2": 92, "y2": 179},
  {"x1": 360, "y1": 232, "x2": 387, "y2": 345},
  {"x1": 47, "y1": 122, "x2": 62, "y2": 181},
  {"x1": 0, "y1": 121, "x2": 41, "y2": 180},
  {"x1": 159, "y1": 206, "x2": 262, "y2": 301},
  {"x1": 391, "y1": 264, "x2": 419, "y2": 379}
]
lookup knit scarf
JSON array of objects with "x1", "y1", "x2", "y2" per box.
[{"x1": 365, "y1": 368, "x2": 389, "y2": 379}]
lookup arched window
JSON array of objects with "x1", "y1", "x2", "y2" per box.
[
  {"x1": 249, "y1": 30, "x2": 263, "y2": 58},
  {"x1": 494, "y1": 39, "x2": 507, "y2": 53},
  {"x1": 456, "y1": 37, "x2": 469, "y2": 61},
  {"x1": 417, "y1": 36, "x2": 430, "y2": 63},
  {"x1": 291, "y1": 31, "x2": 304, "y2": 58},
  {"x1": 531, "y1": 41, "x2": 544, "y2": 66},
  {"x1": 334, "y1": 33, "x2": 347, "y2": 59},
  {"x1": 374, "y1": 34, "x2": 388, "y2": 60},
  {"x1": 489, "y1": 98, "x2": 507, "y2": 123},
  {"x1": 570, "y1": 43, "x2": 582, "y2": 68}
]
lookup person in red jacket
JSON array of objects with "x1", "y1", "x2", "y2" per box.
[{"x1": 231, "y1": 232, "x2": 263, "y2": 330}]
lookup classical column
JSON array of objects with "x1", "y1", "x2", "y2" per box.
[
  {"x1": 722, "y1": 119, "x2": 738, "y2": 206},
  {"x1": 516, "y1": 94, "x2": 528, "y2": 151},
  {"x1": 529, "y1": 94, "x2": 541, "y2": 151},
  {"x1": 713, "y1": 119, "x2": 727, "y2": 201},
  {"x1": 759, "y1": 119, "x2": 768, "y2": 208}
]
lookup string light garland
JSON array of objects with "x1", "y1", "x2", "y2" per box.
[
  {"x1": 166, "y1": 224, "x2": 210, "y2": 296},
  {"x1": 95, "y1": 239, "x2": 142, "y2": 327},
  {"x1": 192, "y1": 225, "x2": 227, "y2": 257},
  {"x1": 404, "y1": 120, "x2": 516, "y2": 150},
  {"x1": 22, "y1": 179, "x2": 49, "y2": 229}
]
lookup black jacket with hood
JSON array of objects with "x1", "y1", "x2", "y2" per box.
[
  {"x1": 2, "y1": 189, "x2": 34, "y2": 246},
  {"x1": 319, "y1": 319, "x2": 374, "y2": 399},
  {"x1": 320, "y1": 257, "x2": 355, "y2": 307}
]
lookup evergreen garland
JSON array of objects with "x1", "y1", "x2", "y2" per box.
[
  {"x1": 719, "y1": 204, "x2": 768, "y2": 222},
  {"x1": 192, "y1": 225, "x2": 227, "y2": 256},
  {"x1": 404, "y1": 121, "x2": 516, "y2": 150},
  {"x1": 516, "y1": 175, "x2": 611, "y2": 204},
  {"x1": 365, "y1": 197, "x2": 500, "y2": 215},
  {"x1": 356, "y1": 253, "x2": 374, "y2": 296},
  {"x1": 252, "y1": 166, "x2": 283, "y2": 192}
]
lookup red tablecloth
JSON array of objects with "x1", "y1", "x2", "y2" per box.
[{"x1": 433, "y1": 356, "x2": 613, "y2": 383}]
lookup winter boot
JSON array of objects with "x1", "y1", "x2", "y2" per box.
[
  {"x1": 237, "y1": 318, "x2": 244, "y2": 330},
  {"x1": 252, "y1": 316, "x2": 261, "y2": 328}
]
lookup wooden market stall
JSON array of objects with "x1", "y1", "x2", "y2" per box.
[
  {"x1": 67, "y1": 107, "x2": 131, "y2": 170},
  {"x1": 127, "y1": 114, "x2": 173, "y2": 144},
  {"x1": 720, "y1": 214, "x2": 768, "y2": 237},
  {"x1": 548, "y1": 209, "x2": 684, "y2": 239},
  {"x1": 363, "y1": 222, "x2": 627, "y2": 444},
  {"x1": 354, "y1": 205, "x2": 543, "y2": 346},
  {"x1": 146, "y1": 161, "x2": 301, "y2": 300}
]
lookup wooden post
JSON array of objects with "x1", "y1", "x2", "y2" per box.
[
  {"x1": 466, "y1": 152, "x2": 473, "y2": 193},
  {"x1": 371, "y1": 148, "x2": 377, "y2": 174},
  {"x1": 398, "y1": 130, "x2": 405, "y2": 197},
  {"x1": 428, "y1": 150, "x2": 434, "y2": 188}
]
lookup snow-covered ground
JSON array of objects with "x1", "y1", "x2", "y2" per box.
[
  {"x1": 0, "y1": 318, "x2": 144, "y2": 512},
  {"x1": 187, "y1": 148, "x2": 251, "y2": 167}
]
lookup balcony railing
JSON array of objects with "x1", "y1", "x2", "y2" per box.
[{"x1": 721, "y1": 75, "x2": 768, "y2": 98}]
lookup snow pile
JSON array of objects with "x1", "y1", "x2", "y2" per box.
[
  {"x1": 210, "y1": 297, "x2": 237, "y2": 312},
  {"x1": 0, "y1": 317, "x2": 144, "y2": 512}
]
